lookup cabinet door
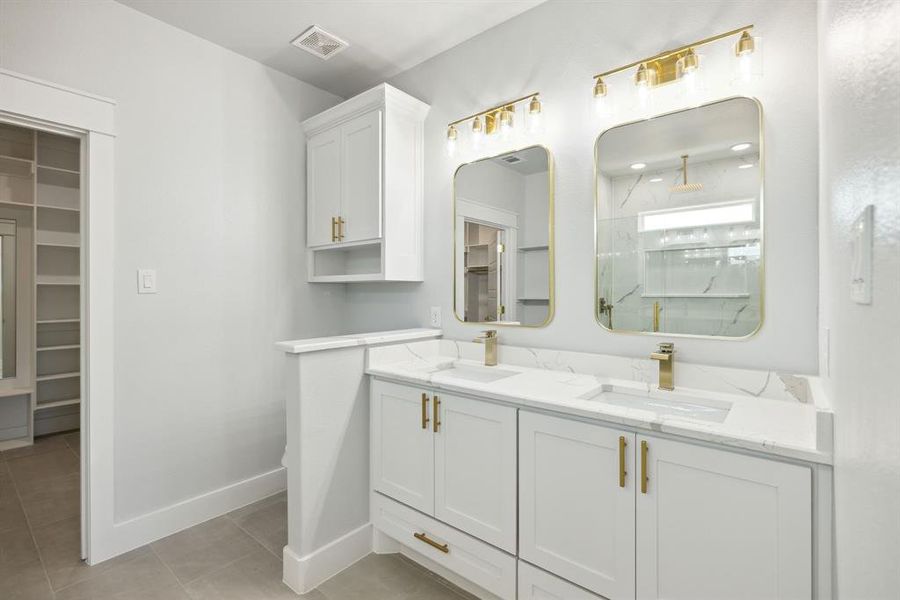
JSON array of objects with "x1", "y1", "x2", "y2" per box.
[
  {"x1": 518, "y1": 561, "x2": 605, "y2": 600},
  {"x1": 519, "y1": 412, "x2": 635, "y2": 600},
  {"x1": 340, "y1": 109, "x2": 382, "y2": 243},
  {"x1": 636, "y1": 435, "x2": 812, "y2": 600},
  {"x1": 433, "y1": 393, "x2": 517, "y2": 553},
  {"x1": 306, "y1": 127, "x2": 342, "y2": 247},
  {"x1": 371, "y1": 380, "x2": 434, "y2": 514}
]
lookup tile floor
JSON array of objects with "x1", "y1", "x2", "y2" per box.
[{"x1": 1, "y1": 432, "x2": 476, "y2": 599}]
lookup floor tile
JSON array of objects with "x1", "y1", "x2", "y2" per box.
[
  {"x1": 318, "y1": 553, "x2": 444, "y2": 600},
  {"x1": 184, "y1": 548, "x2": 319, "y2": 600},
  {"x1": 151, "y1": 516, "x2": 265, "y2": 584},
  {"x1": 227, "y1": 492, "x2": 287, "y2": 557},
  {"x1": 6, "y1": 448, "x2": 79, "y2": 488},
  {"x1": 0, "y1": 463, "x2": 28, "y2": 533},
  {"x1": 53, "y1": 551, "x2": 191, "y2": 600},
  {"x1": 2, "y1": 434, "x2": 69, "y2": 461},
  {"x1": 0, "y1": 527, "x2": 54, "y2": 600},
  {"x1": 64, "y1": 431, "x2": 81, "y2": 456},
  {"x1": 32, "y1": 515, "x2": 152, "y2": 591},
  {"x1": 17, "y1": 471, "x2": 80, "y2": 528}
]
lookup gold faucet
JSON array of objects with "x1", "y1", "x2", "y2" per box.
[
  {"x1": 474, "y1": 330, "x2": 498, "y2": 366},
  {"x1": 650, "y1": 342, "x2": 675, "y2": 391}
]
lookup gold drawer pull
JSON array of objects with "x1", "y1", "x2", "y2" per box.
[
  {"x1": 331, "y1": 217, "x2": 338, "y2": 242},
  {"x1": 640, "y1": 440, "x2": 649, "y2": 494},
  {"x1": 337, "y1": 216, "x2": 345, "y2": 241},
  {"x1": 618, "y1": 436, "x2": 627, "y2": 488},
  {"x1": 414, "y1": 532, "x2": 449, "y2": 554},
  {"x1": 421, "y1": 393, "x2": 430, "y2": 430},
  {"x1": 433, "y1": 395, "x2": 441, "y2": 433}
]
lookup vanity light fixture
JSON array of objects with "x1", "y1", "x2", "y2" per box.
[
  {"x1": 630, "y1": 162, "x2": 647, "y2": 170},
  {"x1": 593, "y1": 77, "x2": 609, "y2": 116},
  {"x1": 446, "y1": 92, "x2": 543, "y2": 155},
  {"x1": 733, "y1": 30, "x2": 762, "y2": 84},
  {"x1": 590, "y1": 25, "x2": 758, "y2": 115}
]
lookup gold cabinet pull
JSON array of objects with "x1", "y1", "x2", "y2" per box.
[
  {"x1": 640, "y1": 440, "x2": 649, "y2": 494},
  {"x1": 421, "y1": 393, "x2": 430, "y2": 430},
  {"x1": 414, "y1": 532, "x2": 449, "y2": 554},
  {"x1": 337, "y1": 216, "x2": 345, "y2": 241},
  {"x1": 618, "y1": 436, "x2": 627, "y2": 488},
  {"x1": 331, "y1": 217, "x2": 338, "y2": 242},
  {"x1": 433, "y1": 395, "x2": 441, "y2": 433}
]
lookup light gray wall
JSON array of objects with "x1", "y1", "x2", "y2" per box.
[
  {"x1": 343, "y1": 0, "x2": 820, "y2": 374},
  {"x1": 818, "y1": 0, "x2": 900, "y2": 597},
  {"x1": 0, "y1": 0, "x2": 345, "y2": 520}
]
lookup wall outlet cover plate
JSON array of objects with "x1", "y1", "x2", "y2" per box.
[{"x1": 849, "y1": 205, "x2": 873, "y2": 305}]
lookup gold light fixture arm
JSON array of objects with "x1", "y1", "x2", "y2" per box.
[
  {"x1": 448, "y1": 92, "x2": 540, "y2": 128},
  {"x1": 592, "y1": 25, "x2": 754, "y2": 80}
]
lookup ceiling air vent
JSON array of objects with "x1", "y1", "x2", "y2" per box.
[
  {"x1": 291, "y1": 25, "x2": 349, "y2": 60},
  {"x1": 500, "y1": 154, "x2": 524, "y2": 164}
]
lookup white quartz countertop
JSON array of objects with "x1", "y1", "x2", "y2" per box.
[
  {"x1": 276, "y1": 328, "x2": 442, "y2": 354},
  {"x1": 366, "y1": 342, "x2": 832, "y2": 465}
]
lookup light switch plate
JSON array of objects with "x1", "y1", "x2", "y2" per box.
[
  {"x1": 137, "y1": 269, "x2": 157, "y2": 294},
  {"x1": 849, "y1": 205, "x2": 873, "y2": 304},
  {"x1": 429, "y1": 306, "x2": 442, "y2": 328}
]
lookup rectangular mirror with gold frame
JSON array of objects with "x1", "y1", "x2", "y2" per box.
[
  {"x1": 595, "y1": 97, "x2": 763, "y2": 338},
  {"x1": 454, "y1": 145, "x2": 554, "y2": 327}
]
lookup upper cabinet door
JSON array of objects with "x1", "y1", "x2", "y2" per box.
[
  {"x1": 371, "y1": 380, "x2": 434, "y2": 515},
  {"x1": 635, "y1": 435, "x2": 812, "y2": 600},
  {"x1": 340, "y1": 109, "x2": 382, "y2": 243},
  {"x1": 433, "y1": 393, "x2": 517, "y2": 553},
  {"x1": 519, "y1": 412, "x2": 636, "y2": 600},
  {"x1": 307, "y1": 127, "x2": 342, "y2": 247}
]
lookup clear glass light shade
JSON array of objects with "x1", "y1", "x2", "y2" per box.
[
  {"x1": 732, "y1": 35, "x2": 763, "y2": 85},
  {"x1": 471, "y1": 118, "x2": 484, "y2": 149},
  {"x1": 499, "y1": 107, "x2": 514, "y2": 139},
  {"x1": 677, "y1": 53, "x2": 706, "y2": 105},
  {"x1": 593, "y1": 79, "x2": 612, "y2": 118},
  {"x1": 526, "y1": 101, "x2": 544, "y2": 135},
  {"x1": 446, "y1": 125, "x2": 458, "y2": 158},
  {"x1": 633, "y1": 64, "x2": 657, "y2": 118}
]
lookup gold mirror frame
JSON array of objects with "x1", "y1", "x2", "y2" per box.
[
  {"x1": 452, "y1": 144, "x2": 555, "y2": 328},
  {"x1": 593, "y1": 96, "x2": 765, "y2": 340}
]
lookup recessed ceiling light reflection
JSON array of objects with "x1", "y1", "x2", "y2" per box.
[
  {"x1": 649, "y1": 177, "x2": 663, "y2": 183},
  {"x1": 731, "y1": 142, "x2": 751, "y2": 151},
  {"x1": 738, "y1": 163, "x2": 754, "y2": 169},
  {"x1": 630, "y1": 162, "x2": 646, "y2": 170}
]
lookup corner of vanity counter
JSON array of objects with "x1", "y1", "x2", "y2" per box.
[{"x1": 275, "y1": 328, "x2": 442, "y2": 355}]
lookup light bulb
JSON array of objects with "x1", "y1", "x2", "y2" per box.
[
  {"x1": 446, "y1": 125, "x2": 458, "y2": 157},
  {"x1": 593, "y1": 77, "x2": 610, "y2": 117},
  {"x1": 499, "y1": 106, "x2": 514, "y2": 138},
  {"x1": 677, "y1": 49, "x2": 704, "y2": 105},
  {"x1": 471, "y1": 116, "x2": 484, "y2": 148},
  {"x1": 732, "y1": 31, "x2": 762, "y2": 85},
  {"x1": 634, "y1": 63, "x2": 656, "y2": 117},
  {"x1": 526, "y1": 95, "x2": 543, "y2": 134}
]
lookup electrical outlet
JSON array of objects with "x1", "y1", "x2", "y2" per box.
[{"x1": 429, "y1": 306, "x2": 442, "y2": 328}]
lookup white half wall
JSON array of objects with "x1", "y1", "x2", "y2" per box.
[
  {"x1": 343, "y1": 0, "x2": 820, "y2": 374},
  {"x1": 818, "y1": 0, "x2": 900, "y2": 597},
  {"x1": 0, "y1": 0, "x2": 346, "y2": 525}
]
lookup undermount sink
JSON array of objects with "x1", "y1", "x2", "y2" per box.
[
  {"x1": 433, "y1": 362, "x2": 518, "y2": 383},
  {"x1": 579, "y1": 384, "x2": 732, "y2": 423}
]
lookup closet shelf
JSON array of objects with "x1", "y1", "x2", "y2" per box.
[
  {"x1": 0, "y1": 387, "x2": 33, "y2": 399},
  {"x1": 0, "y1": 153, "x2": 34, "y2": 164},
  {"x1": 35, "y1": 204, "x2": 79, "y2": 213},
  {"x1": 37, "y1": 164, "x2": 79, "y2": 175},
  {"x1": 518, "y1": 245, "x2": 549, "y2": 252},
  {"x1": 36, "y1": 275, "x2": 80, "y2": 286},
  {"x1": 36, "y1": 318, "x2": 80, "y2": 325},
  {"x1": 35, "y1": 371, "x2": 80, "y2": 382},
  {"x1": 0, "y1": 200, "x2": 35, "y2": 209},
  {"x1": 36, "y1": 231, "x2": 80, "y2": 247},
  {"x1": 36, "y1": 344, "x2": 80, "y2": 352},
  {"x1": 35, "y1": 398, "x2": 80, "y2": 410}
]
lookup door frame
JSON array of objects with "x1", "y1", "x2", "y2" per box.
[{"x1": 0, "y1": 68, "x2": 116, "y2": 564}]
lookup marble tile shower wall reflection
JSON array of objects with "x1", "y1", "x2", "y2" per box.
[{"x1": 598, "y1": 154, "x2": 761, "y2": 336}]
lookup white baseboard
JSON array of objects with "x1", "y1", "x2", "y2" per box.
[
  {"x1": 90, "y1": 466, "x2": 286, "y2": 564},
  {"x1": 283, "y1": 523, "x2": 372, "y2": 594}
]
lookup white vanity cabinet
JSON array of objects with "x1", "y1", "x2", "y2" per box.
[
  {"x1": 302, "y1": 84, "x2": 429, "y2": 282},
  {"x1": 371, "y1": 380, "x2": 517, "y2": 551},
  {"x1": 635, "y1": 435, "x2": 812, "y2": 600},
  {"x1": 519, "y1": 412, "x2": 636, "y2": 600}
]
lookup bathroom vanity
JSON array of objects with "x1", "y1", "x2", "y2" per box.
[{"x1": 365, "y1": 338, "x2": 833, "y2": 600}]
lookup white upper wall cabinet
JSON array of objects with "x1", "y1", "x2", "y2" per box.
[{"x1": 302, "y1": 84, "x2": 429, "y2": 282}]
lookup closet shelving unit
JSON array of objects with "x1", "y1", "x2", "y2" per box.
[{"x1": 0, "y1": 122, "x2": 81, "y2": 446}]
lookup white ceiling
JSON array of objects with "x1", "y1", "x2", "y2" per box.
[{"x1": 117, "y1": 0, "x2": 547, "y2": 98}]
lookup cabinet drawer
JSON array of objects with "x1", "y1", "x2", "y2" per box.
[
  {"x1": 518, "y1": 561, "x2": 605, "y2": 600},
  {"x1": 371, "y1": 492, "x2": 516, "y2": 600}
]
